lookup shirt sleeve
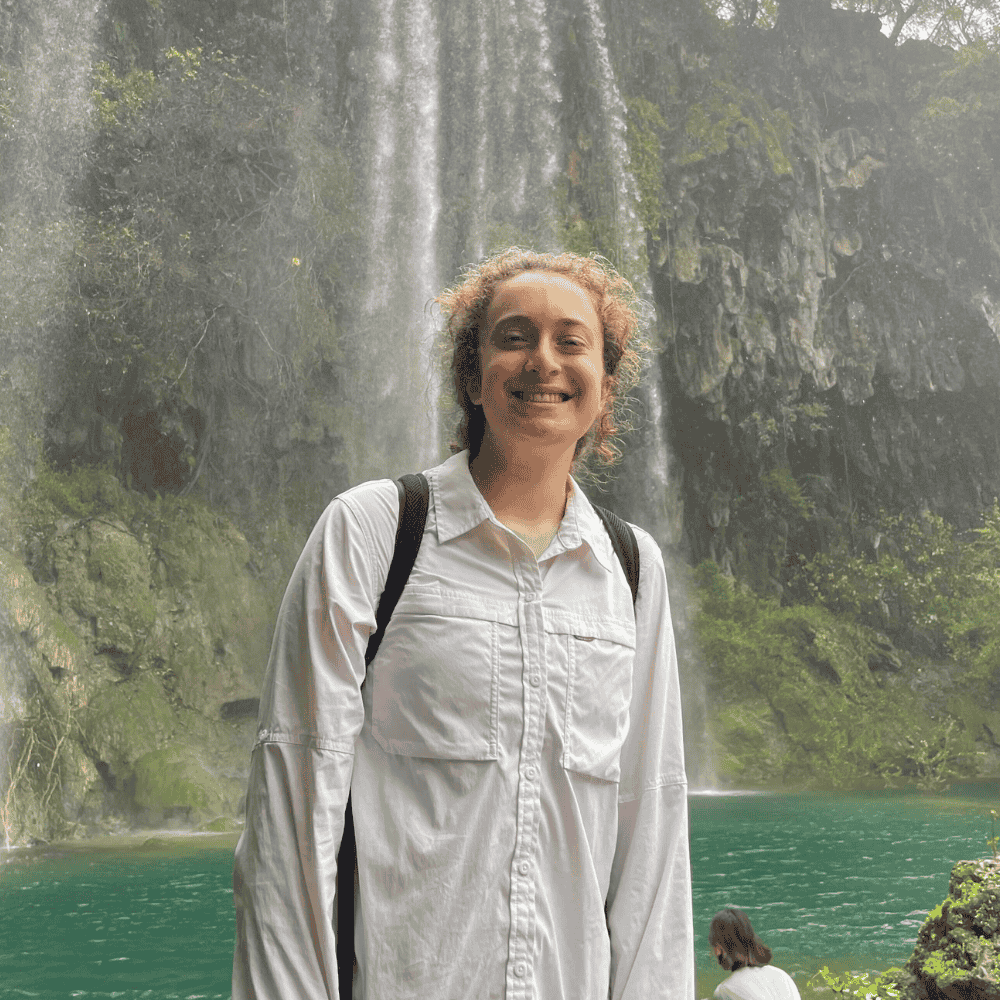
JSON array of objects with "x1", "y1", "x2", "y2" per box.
[
  {"x1": 606, "y1": 529, "x2": 694, "y2": 1000},
  {"x1": 232, "y1": 482, "x2": 397, "y2": 1000}
]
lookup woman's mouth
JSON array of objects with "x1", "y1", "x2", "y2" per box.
[{"x1": 512, "y1": 390, "x2": 572, "y2": 402}]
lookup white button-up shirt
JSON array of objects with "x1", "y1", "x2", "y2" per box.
[{"x1": 232, "y1": 451, "x2": 693, "y2": 999}]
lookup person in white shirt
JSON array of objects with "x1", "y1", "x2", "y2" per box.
[
  {"x1": 232, "y1": 248, "x2": 694, "y2": 999},
  {"x1": 710, "y1": 908, "x2": 800, "y2": 1000}
]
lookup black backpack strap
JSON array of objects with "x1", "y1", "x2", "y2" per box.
[
  {"x1": 591, "y1": 504, "x2": 640, "y2": 607},
  {"x1": 364, "y1": 473, "x2": 430, "y2": 667},
  {"x1": 338, "y1": 472, "x2": 429, "y2": 999}
]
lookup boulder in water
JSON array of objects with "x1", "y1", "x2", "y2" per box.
[{"x1": 892, "y1": 858, "x2": 1000, "y2": 1000}]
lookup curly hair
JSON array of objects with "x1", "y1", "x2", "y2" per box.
[
  {"x1": 709, "y1": 908, "x2": 773, "y2": 972},
  {"x1": 435, "y1": 247, "x2": 646, "y2": 467}
]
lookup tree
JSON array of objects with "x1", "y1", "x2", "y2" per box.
[
  {"x1": 707, "y1": 0, "x2": 999, "y2": 47},
  {"x1": 839, "y1": 0, "x2": 999, "y2": 46}
]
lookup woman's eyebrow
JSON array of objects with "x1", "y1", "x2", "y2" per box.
[{"x1": 493, "y1": 314, "x2": 592, "y2": 330}]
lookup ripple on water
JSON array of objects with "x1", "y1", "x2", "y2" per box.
[
  {"x1": 691, "y1": 784, "x2": 992, "y2": 993},
  {"x1": 0, "y1": 790, "x2": 993, "y2": 997}
]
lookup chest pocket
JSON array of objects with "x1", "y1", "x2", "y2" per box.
[
  {"x1": 369, "y1": 588, "x2": 502, "y2": 761},
  {"x1": 556, "y1": 619, "x2": 635, "y2": 783}
]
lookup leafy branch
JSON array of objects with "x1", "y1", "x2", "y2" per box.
[{"x1": 808, "y1": 965, "x2": 902, "y2": 999}]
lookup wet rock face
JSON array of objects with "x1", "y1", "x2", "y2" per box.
[
  {"x1": 132, "y1": 744, "x2": 240, "y2": 826},
  {"x1": 0, "y1": 468, "x2": 276, "y2": 844},
  {"x1": 634, "y1": 10, "x2": 1000, "y2": 583},
  {"x1": 895, "y1": 859, "x2": 1000, "y2": 1000}
]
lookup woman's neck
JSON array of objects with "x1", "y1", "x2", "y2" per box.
[{"x1": 469, "y1": 436, "x2": 574, "y2": 540}]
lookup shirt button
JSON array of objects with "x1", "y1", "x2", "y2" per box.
[
  {"x1": 524, "y1": 592, "x2": 536, "y2": 602},
  {"x1": 529, "y1": 674, "x2": 540, "y2": 687},
  {"x1": 524, "y1": 765, "x2": 537, "y2": 780},
  {"x1": 515, "y1": 962, "x2": 526, "y2": 978},
  {"x1": 518, "y1": 860, "x2": 530, "y2": 875}
]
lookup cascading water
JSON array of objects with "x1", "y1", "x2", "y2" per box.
[
  {"x1": 341, "y1": 0, "x2": 443, "y2": 483},
  {"x1": 0, "y1": 0, "x2": 716, "y2": 839},
  {"x1": 437, "y1": 0, "x2": 563, "y2": 262},
  {"x1": 344, "y1": 0, "x2": 710, "y2": 782},
  {"x1": 574, "y1": 0, "x2": 713, "y2": 785},
  {"x1": 343, "y1": 0, "x2": 712, "y2": 782},
  {"x1": 0, "y1": 0, "x2": 102, "y2": 849},
  {"x1": 346, "y1": 0, "x2": 671, "y2": 524},
  {"x1": 575, "y1": 0, "x2": 673, "y2": 545}
]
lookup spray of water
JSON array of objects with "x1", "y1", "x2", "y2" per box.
[
  {"x1": 344, "y1": 0, "x2": 709, "y2": 780},
  {"x1": 577, "y1": 0, "x2": 713, "y2": 784},
  {"x1": 0, "y1": 0, "x2": 102, "y2": 849},
  {"x1": 0, "y1": 0, "x2": 718, "y2": 838},
  {"x1": 345, "y1": 0, "x2": 442, "y2": 483}
]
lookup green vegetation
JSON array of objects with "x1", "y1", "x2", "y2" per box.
[
  {"x1": 807, "y1": 858, "x2": 1000, "y2": 1000},
  {"x1": 802, "y1": 503, "x2": 1000, "y2": 674},
  {"x1": 677, "y1": 80, "x2": 793, "y2": 176},
  {"x1": 2, "y1": 462, "x2": 279, "y2": 844},
  {"x1": 91, "y1": 60, "x2": 156, "y2": 128},
  {"x1": 696, "y1": 560, "x2": 949, "y2": 788},
  {"x1": 807, "y1": 965, "x2": 901, "y2": 999},
  {"x1": 739, "y1": 402, "x2": 830, "y2": 457},
  {"x1": 708, "y1": 0, "x2": 998, "y2": 47},
  {"x1": 895, "y1": 858, "x2": 1000, "y2": 997},
  {"x1": 911, "y1": 41, "x2": 1000, "y2": 249},
  {"x1": 694, "y1": 499, "x2": 1000, "y2": 789},
  {"x1": 625, "y1": 96, "x2": 671, "y2": 232}
]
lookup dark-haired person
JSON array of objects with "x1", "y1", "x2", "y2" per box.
[
  {"x1": 232, "y1": 248, "x2": 693, "y2": 999},
  {"x1": 709, "y1": 908, "x2": 800, "y2": 1000}
]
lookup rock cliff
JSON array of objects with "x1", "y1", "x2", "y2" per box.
[{"x1": 615, "y1": 1, "x2": 1000, "y2": 591}]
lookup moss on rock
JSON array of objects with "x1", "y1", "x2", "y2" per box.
[
  {"x1": 2, "y1": 460, "x2": 283, "y2": 842},
  {"x1": 198, "y1": 815, "x2": 240, "y2": 833},
  {"x1": 81, "y1": 672, "x2": 175, "y2": 786},
  {"x1": 46, "y1": 517, "x2": 156, "y2": 656},
  {"x1": 132, "y1": 744, "x2": 233, "y2": 823},
  {"x1": 892, "y1": 858, "x2": 1000, "y2": 1000},
  {"x1": 714, "y1": 702, "x2": 791, "y2": 785},
  {"x1": 145, "y1": 498, "x2": 271, "y2": 712}
]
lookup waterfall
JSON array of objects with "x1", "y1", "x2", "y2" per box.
[
  {"x1": 438, "y1": 0, "x2": 562, "y2": 262},
  {"x1": 342, "y1": 0, "x2": 443, "y2": 483},
  {"x1": 572, "y1": 1, "x2": 711, "y2": 784},
  {"x1": 0, "y1": 0, "x2": 102, "y2": 848},
  {"x1": 344, "y1": 0, "x2": 708, "y2": 782},
  {"x1": 573, "y1": 0, "x2": 674, "y2": 549},
  {"x1": 345, "y1": 0, "x2": 673, "y2": 530}
]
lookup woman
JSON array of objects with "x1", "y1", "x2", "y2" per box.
[
  {"x1": 232, "y1": 248, "x2": 693, "y2": 999},
  {"x1": 709, "y1": 908, "x2": 800, "y2": 1000}
]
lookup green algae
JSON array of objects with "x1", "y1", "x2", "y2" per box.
[
  {"x1": 132, "y1": 744, "x2": 232, "y2": 822},
  {"x1": 3, "y1": 463, "x2": 278, "y2": 844},
  {"x1": 81, "y1": 673, "x2": 175, "y2": 785}
]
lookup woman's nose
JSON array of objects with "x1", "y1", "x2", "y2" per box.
[{"x1": 525, "y1": 335, "x2": 559, "y2": 374}]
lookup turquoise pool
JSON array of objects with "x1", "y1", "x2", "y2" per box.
[{"x1": 1, "y1": 785, "x2": 995, "y2": 998}]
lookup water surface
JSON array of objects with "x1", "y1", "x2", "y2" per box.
[
  {"x1": 1, "y1": 787, "x2": 995, "y2": 999},
  {"x1": 691, "y1": 784, "x2": 996, "y2": 996}
]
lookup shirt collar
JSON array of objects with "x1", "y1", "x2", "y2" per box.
[{"x1": 427, "y1": 451, "x2": 617, "y2": 573}]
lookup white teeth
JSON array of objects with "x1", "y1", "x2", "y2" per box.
[{"x1": 520, "y1": 392, "x2": 566, "y2": 402}]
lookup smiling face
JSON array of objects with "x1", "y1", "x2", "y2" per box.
[{"x1": 468, "y1": 270, "x2": 609, "y2": 461}]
